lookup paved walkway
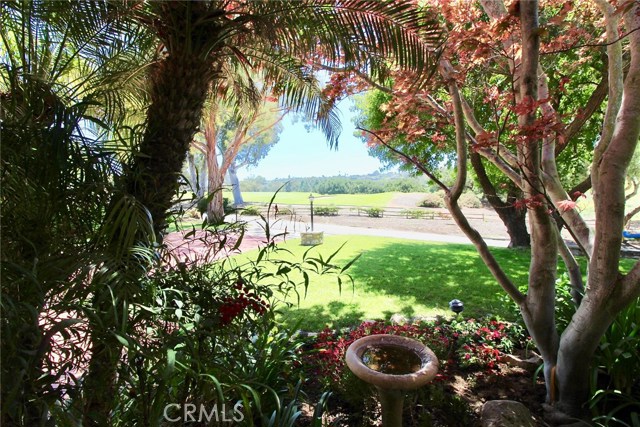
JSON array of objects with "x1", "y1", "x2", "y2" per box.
[{"x1": 243, "y1": 217, "x2": 510, "y2": 248}]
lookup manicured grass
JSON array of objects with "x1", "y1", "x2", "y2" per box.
[
  {"x1": 166, "y1": 217, "x2": 201, "y2": 233},
  {"x1": 238, "y1": 235, "x2": 637, "y2": 331},
  {"x1": 237, "y1": 235, "x2": 536, "y2": 330},
  {"x1": 236, "y1": 191, "x2": 397, "y2": 207}
]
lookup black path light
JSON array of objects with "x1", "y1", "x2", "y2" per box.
[
  {"x1": 449, "y1": 299, "x2": 464, "y2": 315},
  {"x1": 309, "y1": 193, "x2": 315, "y2": 231}
]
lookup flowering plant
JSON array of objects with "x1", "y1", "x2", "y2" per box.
[{"x1": 302, "y1": 316, "x2": 531, "y2": 396}]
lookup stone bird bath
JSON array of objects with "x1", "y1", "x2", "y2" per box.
[{"x1": 345, "y1": 334, "x2": 439, "y2": 427}]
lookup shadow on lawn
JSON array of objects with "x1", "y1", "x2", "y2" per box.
[
  {"x1": 278, "y1": 300, "x2": 366, "y2": 331},
  {"x1": 345, "y1": 241, "x2": 532, "y2": 320}
]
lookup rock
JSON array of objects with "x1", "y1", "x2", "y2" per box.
[
  {"x1": 390, "y1": 313, "x2": 409, "y2": 324},
  {"x1": 503, "y1": 353, "x2": 542, "y2": 371},
  {"x1": 542, "y1": 403, "x2": 591, "y2": 426},
  {"x1": 482, "y1": 400, "x2": 535, "y2": 427},
  {"x1": 411, "y1": 315, "x2": 438, "y2": 324}
]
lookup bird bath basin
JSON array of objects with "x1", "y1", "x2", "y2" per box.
[{"x1": 345, "y1": 334, "x2": 439, "y2": 427}]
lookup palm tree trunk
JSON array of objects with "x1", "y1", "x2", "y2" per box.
[
  {"x1": 87, "y1": 52, "x2": 215, "y2": 424},
  {"x1": 127, "y1": 54, "x2": 214, "y2": 233}
]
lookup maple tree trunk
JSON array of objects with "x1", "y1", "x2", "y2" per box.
[
  {"x1": 517, "y1": 0, "x2": 562, "y2": 407},
  {"x1": 555, "y1": 296, "x2": 617, "y2": 417},
  {"x1": 553, "y1": 2, "x2": 640, "y2": 416}
]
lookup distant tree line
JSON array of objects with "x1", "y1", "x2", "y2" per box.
[{"x1": 240, "y1": 174, "x2": 429, "y2": 194}]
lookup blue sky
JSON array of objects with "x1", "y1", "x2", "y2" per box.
[{"x1": 236, "y1": 98, "x2": 392, "y2": 180}]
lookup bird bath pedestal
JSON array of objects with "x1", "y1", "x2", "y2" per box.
[
  {"x1": 300, "y1": 231, "x2": 323, "y2": 246},
  {"x1": 345, "y1": 334, "x2": 439, "y2": 427}
]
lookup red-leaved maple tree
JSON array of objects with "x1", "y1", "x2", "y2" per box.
[{"x1": 328, "y1": 0, "x2": 640, "y2": 420}]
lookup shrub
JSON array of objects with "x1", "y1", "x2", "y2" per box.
[
  {"x1": 196, "y1": 195, "x2": 234, "y2": 214},
  {"x1": 242, "y1": 205, "x2": 262, "y2": 216},
  {"x1": 314, "y1": 206, "x2": 339, "y2": 216},
  {"x1": 298, "y1": 317, "x2": 531, "y2": 426},
  {"x1": 109, "y1": 221, "x2": 355, "y2": 426},
  {"x1": 419, "y1": 193, "x2": 444, "y2": 208},
  {"x1": 364, "y1": 207, "x2": 383, "y2": 218},
  {"x1": 459, "y1": 193, "x2": 482, "y2": 209},
  {"x1": 197, "y1": 196, "x2": 209, "y2": 214},
  {"x1": 301, "y1": 317, "x2": 530, "y2": 400},
  {"x1": 185, "y1": 208, "x2": 201, "y2": 219},
  {"x1": 402, "y1": 209, "x2": 424, "y2": 219},
  {"x1": 276, "y1": 206, "x2": 294, "y2": 216}
]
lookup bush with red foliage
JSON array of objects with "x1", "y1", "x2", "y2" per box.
[{"x1": 302, "y1": 317, "x2": 530, "y2": 392}]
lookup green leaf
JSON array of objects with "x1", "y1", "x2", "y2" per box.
[
  {"x1": 113, "y1": 333, "x2": 129, "y2": 348},
  {"x1": 166, "y1": 348, "x2": 176, "y2": 370},
  {"x1": 340, "y1": 252, "x2": 362, "y2": 273}
]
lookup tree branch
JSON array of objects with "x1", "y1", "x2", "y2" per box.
[
  {"x1": 357, "y1": 127, "x2": 450, "y2": 192},
  {"x1": 569, "y1": 175, "x2": 592, "y2": 200},
  {"x1": 440, "y1": 61, "x2": 525, "y2": 303},
  {"x1": 625, "y1": 179, "x2": 639, "y2": 201},
  {"x1": 592, "y1": 0, "x2": 625, "y2": 173},
  {"x1": 624, "y1": 205, "x2": 640, "y2": 228},
  {"x1": 559, "y1": 74, "x2": 608, "y2": 155}
]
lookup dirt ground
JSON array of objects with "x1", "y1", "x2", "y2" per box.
[
  {"x1": 291, "y1": 191, "x2": 512, "y2": 242},
  {"x1": 308, "y1": 208, "x2": 510, "y2": 241}
]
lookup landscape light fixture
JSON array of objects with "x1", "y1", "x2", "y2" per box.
[
  {"x1": 309, "y1": 194, "x2": 315, "y2": 231},
  {"x1": 449, "y1": 299, "x2": 464, "y2": 315}
]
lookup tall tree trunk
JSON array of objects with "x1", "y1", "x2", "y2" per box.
[
  {"x1": 99, "y1": 47, "x2": 214, "y2": 424},
  {"x1": 228, "y1": 161, "x2": 244, "y2": 206},
  {"x1": 126, "y1": 54, "x2": 214, "y2": 232},
  {"x1": 199, "y1": 155, "x2": 207, "y2": 199},
  {"x1": 517, "y1": 0, "x2": 562, "y2": 407},
  {"x1": 187, "y1": 151, "x2": 204, "y2": 198},
  {"x1": 553, "y1": 1, "x2": 640, "y2": 417},
  {"x1": 206, "y1": 145, "x2": 226, "y2": 224},
  {"x1": 470, "y1": 152, "x2": 530, "y2": 248},
  {"x1": 502, "y1": 206, "x2": 530, "y2": 248},
  {"x1": 82, "y1": 334, "x2": 118, "y2": 426}
]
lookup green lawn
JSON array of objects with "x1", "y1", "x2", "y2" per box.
[
  {"x1": 235, "y1": 191, "x2": 398, "y2": 207},
  {"x1": 237, "y1": 235, "x2": 636, "y2": 331},
  {"x1": 237, "y1": 235, "x2": 534, "y2": 330}
]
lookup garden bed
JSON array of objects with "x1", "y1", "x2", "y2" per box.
[{"x1": 296, "y1": 318, "x2": 547, "y2": 426}]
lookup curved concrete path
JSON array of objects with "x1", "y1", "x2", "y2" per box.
[{"x1": 243, "y1": 217, "x2": 510, "y2": 248}]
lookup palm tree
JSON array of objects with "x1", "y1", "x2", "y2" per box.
[
  {"x1": 123, "y1": 0, "x2": 444, "y2": 233},
  {"x1": 2, "y1": 2, "x2": 444, "y2": 424},
  {"x1": 1, "y1": 2, "x2": 155, "y2": 424}
]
